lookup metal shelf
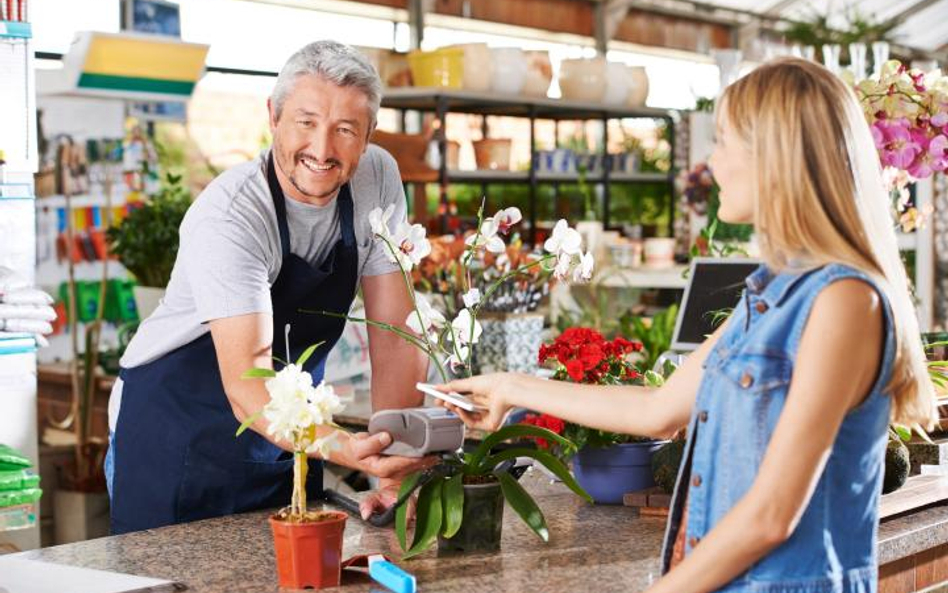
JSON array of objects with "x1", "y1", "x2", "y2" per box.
[
  {"x1": 383, "y1": 88, "x2": 677, "y2": 244},
  {"x1": 381, "y1": 87, "x2": 669, "y2": 121},
  {"x1": 444, "y1": 170, "x2": 671, "y2": 184}
]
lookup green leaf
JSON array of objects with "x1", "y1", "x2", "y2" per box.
[
  {"x1": 241, "y1": 368, "x2": 276, "y2": 379},
  {"x1": 403, "y1": 479, "x2": 444, "y2": 559},
  {"x1": 496, "y1": 471, "x2": 548, "y2": 542},
  {"x1": 395, "y1": 472, "x2": 423, "y2": 551},
  {"x1": 469, "y1": 424, "x2": 577, "y2": 471},
  {"x1": 441, "y1": 474, "x2": 464, "y2": 539},
  {"x1": 235, "y1": 411, "x2": 263, "y2": 437},
  {"x1": 483, "y1": 447, "x2": 592, "y2": 503},
  {"x1": 893, "y1": 425, "x2": 912, "y2": 442},
  {"x1": 295, "y1": 341, "x2": 325, "y2": 368}
]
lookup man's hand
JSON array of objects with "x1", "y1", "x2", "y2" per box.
[
  {"x1": 345, "y1": 431, "x2": 438, "y2": 481},
  {"x1": 359, "y1": 478, "x2": 418, "y2": 521}
]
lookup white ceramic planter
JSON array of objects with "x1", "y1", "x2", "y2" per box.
[
  {"x1": 559, "y1": 58, "x2": 606, "y2": 103},
  {"x1": 626, "y1": 66, "x2": 650, "y2": 107},
  {"x1": 457, "y1": 43, "x2": 492, "y2": 92},
  {"x1": 603, "y1": 62, "x2": 631, "y2": 105},
  {"x1": 132, "y1": 285, "x2": 165, "y2": 320},
  {"x1": 490, "y1": 48, "x2": 527, "y2": 96}
]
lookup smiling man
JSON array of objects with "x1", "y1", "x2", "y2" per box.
[{"x1": 106, "y1": 40, "x2": 431, "y2": 534}]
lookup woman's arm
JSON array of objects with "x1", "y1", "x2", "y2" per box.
[
  {"x1": 442, "y1": 318, "x2": 731, "y2": 438},
  {"x1": 647, "y1": 279, "x2": 885, "y2": 593}
]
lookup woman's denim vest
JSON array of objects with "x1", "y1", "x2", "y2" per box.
[{"x1": 661, "y1": 264, "x2": 894, "y2": 593}]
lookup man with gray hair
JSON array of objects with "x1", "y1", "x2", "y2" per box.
[{"x1": 107, "y1": 40, "x2": 433, "y2": 533}]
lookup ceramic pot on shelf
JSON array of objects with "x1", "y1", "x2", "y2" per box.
[
  {"x1": 522, "y1": 50, "x2": 553, "y2": 97},
  {"x1": 473, "y1": 138, "x2": 512, "y2": 171},
  {"x1": 490, "y1": 48, "x2": 527, "y2": 96},
  {"x1": 603, "y1": 61, "x2": 631, "y2": 105},
  {"x1": 558, "y1": 58, "x2": 606, "y2": 103},
  {"x1": 626, "y1": 66, "x2": 650, "y2": 107},
  {"x1": 408, "y1": 48, "x2": 464, "y2": 88},
  {"x1": 454, "y1": 43, "x2": 492, "y2": 92}
]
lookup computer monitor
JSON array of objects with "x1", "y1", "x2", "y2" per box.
[{"x1": 670, "y1": 257, "x2": 761, "y2": 351}]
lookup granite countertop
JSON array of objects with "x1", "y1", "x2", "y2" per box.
[{"x1": 7, "y1": 471, "x2": 948, "y2": 593}]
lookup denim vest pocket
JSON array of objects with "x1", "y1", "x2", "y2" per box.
[{"x1": 720, "y1": 350, "x2": 793, "y2": 395}]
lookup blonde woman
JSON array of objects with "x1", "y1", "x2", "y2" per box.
[{"x1": 440, "y1": 58, "x2": 938, "y2": 593}]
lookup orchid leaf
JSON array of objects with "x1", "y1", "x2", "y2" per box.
[
  {"x1": 441, "y1": 473, "x2": 464, "y2": 539},
  {"x1": 403, "y1": 479, "x2": 443, "y2": 559},
  {"x1": 483, "y1": 447, "x2": 592, "y2": 503},
  {"x1": 395, "y1": 472, "x2": 422, "y2": 551},
  {"x1": 496, "y1": 471, "x2": 548, "y2": 541},
  {"x1": 295, "y1": 341, "x2": 325, "y2": 369},
  {"x1": 235, "y1": 411, "x2": 263, "y2": 437},
  {"x1": 470, "y1": 424, "x2": 575, "y2": 471}
]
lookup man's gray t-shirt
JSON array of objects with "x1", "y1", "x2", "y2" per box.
[{"x1": 119, "y1": 144, "x2": 405, "y2": 370}]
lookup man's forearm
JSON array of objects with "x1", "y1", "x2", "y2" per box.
[{"x1": 369, "y1": 330, "x2": 427, "y2": 411}]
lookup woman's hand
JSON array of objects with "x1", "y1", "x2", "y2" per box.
[{"x1": 436, "y1": 373, "x2": 520, "y2": 431}]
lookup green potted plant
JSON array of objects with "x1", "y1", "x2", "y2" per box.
[
  {"x1": 395, "y1": 424, "x2": 591, "y2": 558},
  {"x1": 105, "y1": 172, "x2": 191, "y2": 319},
  {"x1": 236, "y1": 343, "x2": 349, "y2": 589}
]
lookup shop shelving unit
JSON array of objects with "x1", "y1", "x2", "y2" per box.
[
  {"x1": 380, "y1": 87, "x2": 676, "y2": 245},
  {"x1": 0, "y1": 18, "x2": 41, "y2": 549}
]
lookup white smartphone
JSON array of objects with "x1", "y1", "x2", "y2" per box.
[{"x1": 415, "y1": 382, "x2": 487, "y2": 412}]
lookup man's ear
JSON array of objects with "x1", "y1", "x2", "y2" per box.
[
  {"x1": 363, "y1": 121, "x2": 377, "y2": 154},
  {"x1": 267, "y1": 98, "x2": 278, "y2": 131}
]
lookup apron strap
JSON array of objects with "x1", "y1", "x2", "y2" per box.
[
  {"x1": 266, "y1": 153, "x2": 292, "y2": 259},
  {"x1": 336, "y1": 183, "x2": 356, "y2": 248}
]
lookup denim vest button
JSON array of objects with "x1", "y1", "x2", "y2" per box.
[
  {"x1": 692, "y1": 475, "x2": 702, "y2": 487},
  {"x1": 740, "y1": 372, "x2": 754, "y2": 388},
  {"x1": 699, "y1": 410, "x2": 708, "y2": 422},
  {"x1": 689, "y1": 536, "x2": 699, "y2": 548},
  {"x1": 755, "y1": 301, "x2": 769, "y2": 313}
]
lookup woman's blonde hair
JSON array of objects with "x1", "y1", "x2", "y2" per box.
[{"x1": 719, "y1": 57, "x2": 937, "y2": 428}]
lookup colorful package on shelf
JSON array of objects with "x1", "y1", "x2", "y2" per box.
[
  {"x1": 0, "y1": 469, "x2": 39, "y2": 491},
  {"x1": 0, "y1": 487, "x2": 42, "y2": 508},
  {"x1": 0, "y1": 444, "x2": 30, "y2": 471}
]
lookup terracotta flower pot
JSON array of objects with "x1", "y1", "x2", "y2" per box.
[
  {"x1": 269, "y1": 511, "x2": 347, "y2": 589},
  {"x1": 473, "y1": 138, "x2": 512, "y2": 170}
]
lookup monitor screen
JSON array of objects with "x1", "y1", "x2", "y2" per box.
[{"x1": 672, "y1": 258, "x2": 760, "y2": 350}]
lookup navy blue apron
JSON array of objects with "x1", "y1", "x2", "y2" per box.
[{"x1": 110, "y1": 154, "x2": 360, "y2": 534}]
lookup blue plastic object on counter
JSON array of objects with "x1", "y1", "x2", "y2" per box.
[{"x1": 369, "y1": 555, "x2": 416, "y2": 593}]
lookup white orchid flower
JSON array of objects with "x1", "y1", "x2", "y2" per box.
[
  {"x1": 543, "y1": 219, "x2": 582, "y2": 256},
  {"x1": 553, "y1": 252, "x2": 572, "y2": 280},
  {"x1": 491, "y1": 207, "x2": 522, "y2": 235},
  {"x1": 465, "y1": 218, "x2": 506, "y2": 254},
  {"x1": 462, "y1": 288, "x2": 481, "y2": 309},
  {"x1": 450, "y1": 308, "x2": 483, "y2": 345},
  {"x1": 446, "y1": 344, "x2": 471, "y2": 371},
  {"x1": 368, "y1": 204, "x2": 395, "y2": 239},
  {"x1": 389, "y1": 221, "x2": 432, "y2": 269},
  {"x1": 406, "y1": 293, "x2": 446, "y2": 340},
  {"x1": 261, "y1": 367, "x2": 345, "y2": 451},
  {"x1": 573, "y1": 251, "x2": 595, "y2": 283},
  {"x1": 305, "y1": 432, "x2": 341, "y2": 459}
]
